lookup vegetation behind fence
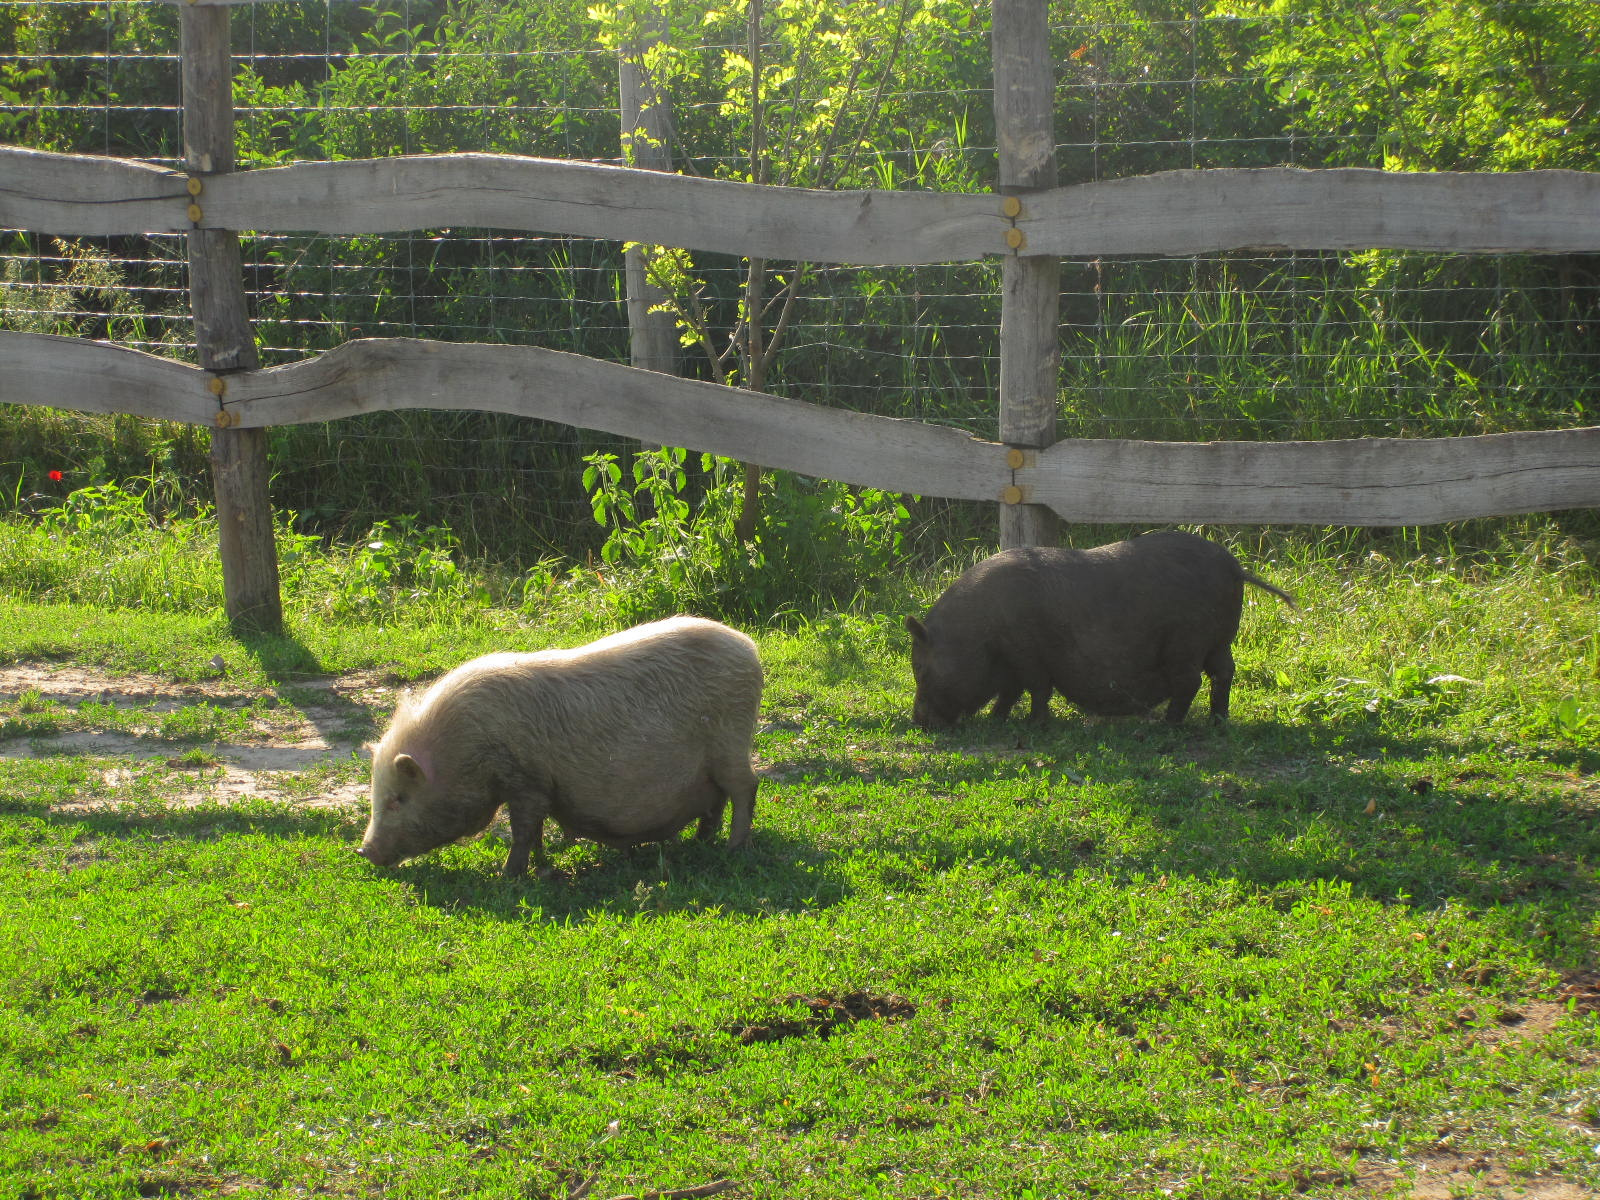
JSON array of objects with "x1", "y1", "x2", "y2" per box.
[{"x1": 1, "y1": 0, "x2": 1597, "y2": 573}]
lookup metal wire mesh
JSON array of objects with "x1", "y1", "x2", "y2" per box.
[{"x1": 2, "y1": 0, "x2": 1596, "y2": 554}]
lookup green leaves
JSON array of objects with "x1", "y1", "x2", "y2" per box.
[
  {"x1": 1210, "y1": 0, "x2": 1600, "y2": 170},
  {"x1": 579, "y1": 446, "x2": 912, "y2": 619}
]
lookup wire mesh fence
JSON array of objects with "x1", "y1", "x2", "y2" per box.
[{"x1": 2, "y1": 0, "x2": 1596, "y2": 560}]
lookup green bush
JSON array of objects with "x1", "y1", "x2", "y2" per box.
[{"x1": 582, "y1": 447, "x2": 914, "y2": 622}]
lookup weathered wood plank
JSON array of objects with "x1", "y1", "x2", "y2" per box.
[
  {"x1": 197, "y1": 155, "x2": 1006, "y2": 264},
  {"x1": 0, "y1": 147, "x2": 189, "y2": 235},
  {"x1": 1021, "y1": 167, "x2": 1600, "y2": 256},
  {"x1": 6, "y1": 331, "x2": 1597, "y2": 525},
  {"x1": 138, "y1": 160, "x2": 1600, "y2": 257},
  {"x1": 8, "y1": 147, "x2": 1597, "y2": 259},
  {"x1": 2, "y1": 333, "x2": 1005, "y2": 499},
  {"x1": 0, "y1": 331, "x2": 216, "y2": 424},
  {"x1": 0, "y1": 147, "x2": 1002, "y2": 262},
  {"x1": 1021, "y1": 431, "x2": 1600, "y2": 526},
  {"x1": 220, "y1": 339, "x2": 1011, "y2": 500}
]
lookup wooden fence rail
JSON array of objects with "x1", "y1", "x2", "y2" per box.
[
  {"x1": 6, "y1": 148, "x2": 1600, "y2": 260},
  {"x1": 8, "y1": 330, "x2": 1600, "y2": 528}
]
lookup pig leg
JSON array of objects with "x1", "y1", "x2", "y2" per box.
[
  {"x1": 695, "y1": 794, "x2": 728, "y2": 842},
  {"x1": 502, "y1": 789, "x2": 552, "y2": 878},
  {"x1": 1203, "y1": 644, "x2": 1236, "y2": 722},
  {"x1": 1016, "y1": 664, "x2": 1055, "y2": 721},
  {"x1": 715, "y1": 765, "x2": 760, "y2": 851},
  {"x1": 989, "y1": 682, "x2": 1024, "y2": 721},
  {"x1": 989, "y1": 662, "x2": 1036, "y2": 721},
  {"x1": 1026, "y1": 683, "x2": 1054, "y2": 722},
  {"x1": 1163, "y1": 670, "x2": 1204, "y2": 723}
]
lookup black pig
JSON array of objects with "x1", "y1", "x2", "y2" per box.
[{"x1": 904, "y1": 531, "x2": 1293, "y2": 728}]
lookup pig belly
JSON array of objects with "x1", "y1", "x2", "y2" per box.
[
  {"x1": 1052, "y1": 657, "x2": 1173, "y2": 715},
  {"x1": 548, "y1": 769, "x2": 720, "y2": 846}
]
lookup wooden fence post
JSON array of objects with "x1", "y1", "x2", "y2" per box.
[
  {"x1": 991, "y1": 0, "x2": 1061, "y2": 548},
  {"x1": 180, "y1": 3, "x2": 282, "y2": 635},
  {"x1": 619, "y1": 11, "x2": 680, "y2": 377}
]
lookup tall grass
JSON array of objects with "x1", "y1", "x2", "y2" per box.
[{"x1": 1060, "y1": 256, "x2": 1596, "y2": 443}]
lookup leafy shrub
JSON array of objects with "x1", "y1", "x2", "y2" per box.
[
  {"x1": 38, "y1": 481, "x2": 161, "y2": 539},
  {"x1": 582, "y1": 448, "x2": 913, "y2": 622},
  {"x1": 0, "y1": 481, "x2": 222, "y2": 612},
  {"x1": 1524, "y1": 695, "x2": 1600, "y2": 746}
]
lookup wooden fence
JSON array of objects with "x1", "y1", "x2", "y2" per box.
[{"x1": 3, "y1": 0, "x2": 1600, "y2": 634}]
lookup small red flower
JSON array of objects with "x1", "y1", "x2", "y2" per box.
[{"x1": 48, "y1": 470, "x2": 63, "y2": 483}]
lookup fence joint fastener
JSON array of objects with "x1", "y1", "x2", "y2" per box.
[
  {"x1": 1005, "y1": 447, "x2": 1034, "y2": 470},
  {"x1": 1001, "y1": 484, "x2": 1027, "y2": 506},
  {"x1": 208, "y1": 375, "x2": 240, "y2": 427}
]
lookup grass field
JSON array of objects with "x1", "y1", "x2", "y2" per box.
[{"x1": 1, "y1": 520, "x2": 1598, "y2": 1199}]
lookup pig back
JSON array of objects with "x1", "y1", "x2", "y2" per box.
[{"x1": 493, "y1": 617, "x2": 762, "y2": 839}]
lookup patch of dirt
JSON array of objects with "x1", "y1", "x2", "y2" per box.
[
  {"x1": 0, "y1": 662, "x2": 233, "y2": 706},
  {"x1": 1463, "y1": 1000, "x2": 1570, "y2": 1047},
  {"x1": 1454, "y1": 972, "x2": 1600, "y2": 1049},
  {"x1": 730, "y1": 990, "x2": 917, "y2": 1045},
  {"x1": 1355, "y1": 1151, "x2": 1594, "y2": 1199},
  {"x1": 1342, "y1": 971, "x2": 1600, "y2": 1198},
  {"x1": 0, "y1": 662, "x2": 390, "y2": 810},
  {"x1": 1555, "y1": 971, "x2": 1600, "y2": 1016}
]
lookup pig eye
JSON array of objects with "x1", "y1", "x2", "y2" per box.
[{"x1": 384, "y1": 794, "x2": 407, "y2": 812}]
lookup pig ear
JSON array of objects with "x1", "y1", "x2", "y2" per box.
[
  {"x1": 393, "y1": 753, "x2": 427, "y2": 784},
  {"x1": 904, "y1": 615, "x2": 928, "y2": 643}
]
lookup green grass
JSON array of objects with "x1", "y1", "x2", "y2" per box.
[{"x1": 1, "y1": 524, "x2": 1598, "y2": 1198}]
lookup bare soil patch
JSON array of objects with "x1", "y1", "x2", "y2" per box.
[
  {"x1": 1355, "y1": 1151, "x2": 1595, "y2": 1199},
  {"x1": 0, "y1": 661, "x2": 396, "y2": 810},
  {"x1": 731, "y1": 990, "x2": 918, "y2": 1045}
]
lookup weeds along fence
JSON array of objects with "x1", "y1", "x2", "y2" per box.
[{"x1": 2, "y1": 0, "x2": 1600, "y2": 632}]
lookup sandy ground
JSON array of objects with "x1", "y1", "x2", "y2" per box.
[{"x1": 0, "y1": 661, "x2": 390, "y2": 810}]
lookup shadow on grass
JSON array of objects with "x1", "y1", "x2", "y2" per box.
[
  {"x1": 2, "y1": 791, "x2": 849, "y2": 921},
  {"x1": 392, "y1": 828, "x2": 848, "y2": 922},
  {"x1": 367, "y1": 709, "x2": 1600, "y2": 937},
  {"x1": 859, "y1": 712, "x2": 1600, "y2": 932},
  {"x1": 6, "y1": 705, "x2": 1596, "y2": 949},
  {"x1": 234, "y1": 628, "x2": 327, "y2": 684},
  {"x1": 234, "y1": 628, "x2": 395, "y2": 748}
]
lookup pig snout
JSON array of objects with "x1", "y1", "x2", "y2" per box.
[
  {"x1": 354, "y1": 840, "x2": 398, "y2": 867},
  {"x1": 911, "y1": 698, "x2": 952, "y2": 731}
]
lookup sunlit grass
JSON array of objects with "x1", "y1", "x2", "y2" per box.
[{"x1": 0, "y1": 513, "x2": 1597, "y2": 1197}]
